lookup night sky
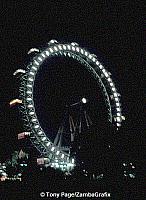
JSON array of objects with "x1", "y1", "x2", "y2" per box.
[{"x1": 0, "y1": 1, "x2": 144, "y2": 171}]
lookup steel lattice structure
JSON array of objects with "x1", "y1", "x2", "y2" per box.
[{"x1": 15, "y1": 40, "x2": 125, "y2": 171}]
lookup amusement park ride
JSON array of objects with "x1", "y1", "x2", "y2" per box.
[{"x1": 1, "y1": 39, "x2": 137, "y2": 183}]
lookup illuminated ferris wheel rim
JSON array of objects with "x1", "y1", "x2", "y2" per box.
[{"x1": 18, "y1": 40, "x2": 124, "y2": 165}]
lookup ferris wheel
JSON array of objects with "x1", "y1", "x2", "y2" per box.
[{"x1": 13, "y1": 40, "x2": 125, "y2": 172}]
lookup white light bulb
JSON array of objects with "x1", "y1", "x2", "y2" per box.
[
  {"x1": 54, "y1": 46, "x2": 58, "y2": 51},
  {"x1": 116, "y1": 117, "x2": 121, "y2": 122},
  {"x1": 76, "y1": 47, "x2": 80, "y2": 52},
  {"x1": 38, "y1": 131, "x2": 43, "y2": 135},
  {"x1": 41, "y1": 137, "x2": 46, "y2": 141},
  {"x1": 27, "y1": 97, "x2": 32, "y2": 101},
  {"x1": 99, "y1": 64, "x2": 103, "y2": 69},
  {"x1": 32, "y1": 118, "x2": 37, "y2": 122},
  {"x1": 80, "y1": 49, "x2": 84, "y2": 54},
  {"x1": 72, "y1": 46, "x2": 75, "y2": 51},
  {"x1": 51, "y1": 147, "x2": 55, "y2": 151},
  {"x1": 27, "y1": 104, "x2": 33, "y2": 108},
  {"x1": 46, "y1": 142, "x2": 51, "y2": 146},
  {"x1": 104, "y1": 71, "x2": 109, "y2": 78},
  {"x1": 63, "y1": 45, "x2": 67, "y2": 50},
  {"x1": 112, "y1": 87, "x2": 116, "y2": 92},
  {"x1": 85, "y1": 51, "x2": 88, "y2": 56},
  {"x1": 34, "y1": 60, "x2": 39, "y2": 65},
  {"x1": 49, "y1": 48, "x2": 53, "y2": 53},
  {"x1": 29, "y1": 111, "x2": 34, "y2": 115},
  {"x1": 41, "y1": 53, "x2": 46, "y2": 58},
  {"x1": 27, "y1": 85, "x2": 32, "y2": 88},
  {"x1": 114, "y1": 93, "x2": 118, "y2": 97},
  {"x1": 92, "y1": 57, "x2": 96, "y2": 62},
  {"x1": 82, "y1": 98, "x2": 87, "y2": 104},
  {"x1": 30, "y1": 72, "x2": 35, "y2": 76},
  {"x1": 88, "y1": 54, "x2": 92, "y2": 59},
  {"x1": 61, "y1": 154, "x2": 65, "y2": 159},
  {"x1": 58, "y1": 45, "x2": 62, "y2": 50},
  {"x1": 26, "y1": 91, "x2": 32, "y2": 94},
  {"x1": 56, "y1": 151, "x2": 60, "y2": 155},
  {"x1": 67, "y1": 45, "x2": 71, "y2": 50},
  {"x1": 28, "y1": 78, "x2": 33, "y2": 82},
  {"x1": 46, "y1": 51, "x2": 50, "y2": 56},
  {"x1": 116, "y1": 108, "x2": 121, "y2": 112},
  {"x1": 38, "y1": 57, "x2": 42, "y2": 62}
]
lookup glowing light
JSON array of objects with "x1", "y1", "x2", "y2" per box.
[
  {"x1": 99, "y1": 64, "x2": 103, "y2": 69},
  {"x1": 27, "y1": 84, "x2": 32, "y2": 88},
  {"x1": 80, "y1": 49, "x2": 84, "y2": 54},
  {"x1": 34, "y1": 60, "x2": 39, "y2": 65},
  {"x1": 117, "y1": 123, "x2": 121, "y2": 127},
  {"x1": 114, "y1": 93, "x2": 118, "y2": 97},
  {"x1": 110, "y1": 82, "x2": 114, "y2": 86},
  {"x1": 41, "y1": 137, "x2": 46, "y2": 141},
  {"x1": 41, "y1": 53, "x2": 46, "y2": 58},
  {"x1": 116, "y1": 108, "x2": 121, "y2": 112},
  {"x1": 85, "y1": 51, "x2": 88, "y2": 56},
  {"x1": 27, "y1": 104, "x2": 33, "y2": 108},
  {"x1": 51, "y1": 147, "x2": 55, "y2": 151},
  {"x1": 112, "y1": 87, "x2": 116, "y2": 92},
  {"x1": 29, "y1": 111, "x2": 35, "y2": 115},
  {"x1": 58, "y1": 45, "x2": 62, "y2": 50},
  {"x1": 28, "y1": 78, "x2": 33, "y2": 82},
  {"x1": 102, "y1": 69, "x2": 106, "y2": 73},
  {"x1": 116, "y1": 102, "x2": 120, "y2": 107},
  {"x1": 38, "y1": 57, "x2": 42, "y2": 61},
  {"x1": 116, "y1": 117, "x2": 121, "y2": 122},
  {"x1": 27, "y1": 48, "x2": 39, "y2": 54},
  {"x1": 46, "y1": 142, "x2": 51, "y2": 146},
  {"x1": 104, "y1": 72, "x2": 109, "y2": 78},
  {"x1": 114, "y1": 97, "x2": 119, "y2": 102},
  {"x1": 54, "y1": 46, "x2": 58, "y2": 51},
  {"x1": 26, "y1": 91, "x2": 32, "y2": 94},
  {"x1": 96, "y1": 61, "x2": 100, "y2": 65},
  {"x1": 38, "y1": 131, "x2": 43, "y2": 135},
  {"x1": 56, "y1": 151, "x2": 60, "y2": 155},
  {"x1": 71, "y1": 42, "x2": 79, "y2": 46},
  {"x1": 13, "y1": 69, "x2": 26, "y2": 76},
  {"x1": 67, "y1": 45, "x2": 71, "y2": 50},
  {"x1": 9, "y1": 99, "x2": 22, "y2": 106},
  {"x1": 88, "y1": 54, "x2": 92, "y2": 59},
  {"x1": 49, "y1": 48, "x2": 54, "y2": 53},
  {"x1": 34, "y1": 125, "x2": 39, "y2": 129},
  {"x1": 108, "y1": 78, "x2": 112, "y2": 82},
  {"x1": 72, "y1": 46, "x2": 75, "y2": 51},
  {"x1": 63, "y1": 45, "x2": 67, "y2": 50},
  {"x1": 48, "y1": 39, "x2": 58, "y2": 44},
  {"x1": 81, "y1": 98, "x2": 87, "y2": 104},
  {"x1": 122, "y1": 116, "x2": 125, "y2": 120},
  {"x1": 32, "y1": 66, "x2": 37, "y2": 71},
  {"x1": 92, "y1": 57, "x2": 96, "y2": 62},
  {"x1": 76, "y1": 47, "x2": 80, "y2": 52},
  {"x1": 27, "y1": 97, "x2": 32, "y2": 101},
  {"x1": 61, "y1": 154, "x2": 65, "y2": 159},
  {"x1": 45, "y1": 51, "x2": 50, "y2": 56},
  {"x1": 129, "y1": 174, "x2": 135, "y2": 178},
  {"x1": 31, "y1": 118, "x2": 37, "y2": 122}
]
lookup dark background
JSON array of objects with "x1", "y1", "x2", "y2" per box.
[{"x1": 0, "y1": 1, "x2": 145, "y2": 198}]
